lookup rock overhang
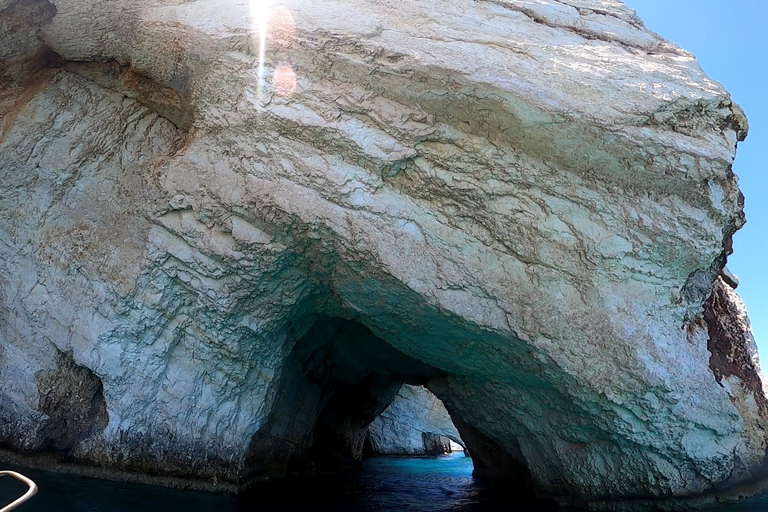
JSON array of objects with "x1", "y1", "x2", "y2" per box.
[{"x1": 0, "y1": 0, "x2": 766, "y2": 508}]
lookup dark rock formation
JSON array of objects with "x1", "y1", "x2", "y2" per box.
[
  {"x1": 34, "y1": 350, "x2": 108, "y2": 453},
  {"x1": 0, "y1": 348, "x2": 107, "y2": 455},
  {"x1": 421, "y1": 433, "x2": 452, "y2": 456}
]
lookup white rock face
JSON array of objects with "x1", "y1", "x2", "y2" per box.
[
  {"x1": 1, "y1": 0, "x2": 766, "y2": 506},
  {"x1": 367, "y1": 385, "x2": 463, "y2": 455}
]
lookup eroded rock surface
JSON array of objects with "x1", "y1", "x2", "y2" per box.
[
  {"x1": 366, "y1": 384, "x2": 464, "y2": 455},
  {"x1": 1, "y1": 0, "x2": 766, "y2": 507}
]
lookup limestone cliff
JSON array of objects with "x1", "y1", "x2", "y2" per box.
[
  {"x1": 1, "y1": 0, "x2": 766, "y2": 508},
  {"x1": 366, "y1": 385, "x2": 464, "y2": 455}
]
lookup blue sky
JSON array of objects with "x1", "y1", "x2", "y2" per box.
[{"x1": 625, "y1": 1, "x2": 768, "y2": 356}]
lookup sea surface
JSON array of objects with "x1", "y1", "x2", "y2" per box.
[{"x1": 2, "y1": 453, "x2": 768, "y2": 511}]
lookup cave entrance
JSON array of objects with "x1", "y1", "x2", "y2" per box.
[
  {"x1": 293, "y1": 317, "x2": 451, "y2": 472},
  {"x1": 243, "y1": 316, "x2": 535, "y2": 492},
  {"x1": 243, "y1": 315, "x2": 534, "y2": 495},
  {"x1": 364, "y1": 384, "x2": 467, "y2": 457},
  {"x1": 244, "y1": 316, "x2": 475, "y2": 480},
  {"x1": 242, "y1": 314, "x2": 544, "y2": 505}
]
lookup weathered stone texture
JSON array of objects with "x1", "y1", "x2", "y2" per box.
[
  {"x1": 1, "y1": 0, "x2": 766, "y2": 507},
  {"x1": 367, "y1": 385, "x2": 463, "y2": 455}
]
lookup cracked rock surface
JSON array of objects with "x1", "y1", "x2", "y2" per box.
[{"x1": 1, "y1": 0, "x2": 767, "y2": 506}]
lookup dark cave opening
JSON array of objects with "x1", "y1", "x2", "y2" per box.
[
  {"x1": 362, "y1": 434, "x2": 375, "y2": 459},
  {"x1": 243, "y1": 315, "x2": 534, "y2": 500},
  {"x1": 292, "y1": 316, "x2": 445, "y2": 472},
  {"x1": 243, "y1": 316, "x2": 451, "y2": 480}
]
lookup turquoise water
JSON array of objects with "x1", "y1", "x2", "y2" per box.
[{"x1": 2, "y1": 453, "x2": 768, "y2": 511}]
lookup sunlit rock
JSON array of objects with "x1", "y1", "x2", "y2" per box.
[
  {"x1": 1, "y1": 0, "x2": 766, "y2": 507},
  {"x1": 366, "y1": 385, "x2": 464, "y2": 455}
]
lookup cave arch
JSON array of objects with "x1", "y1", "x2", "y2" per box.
[
  {"x1": 364, "y1": 383, "x2": 466, "y2": 456},
  {"x1": 242, "y1": 316, "x2": 532, "y2": 493}
]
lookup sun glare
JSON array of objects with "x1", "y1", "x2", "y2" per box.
[
  {"x1": 249, "y1": 0, "x2": 271, "y2": 101},
  {"x1": 249, "y1": 1, "x2": 298, "y2": 101}
]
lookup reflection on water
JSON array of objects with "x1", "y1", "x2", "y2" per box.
[{"x1": 1, "y1": 453, "x2": 767, "y2": 511}]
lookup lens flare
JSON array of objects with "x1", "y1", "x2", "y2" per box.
[
  {"x1": 249, "y1": 0, "x2": 271, "y2": 101},
  {"x1": 273, "y1": 65, "x2": 297, "y2": 97}
]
